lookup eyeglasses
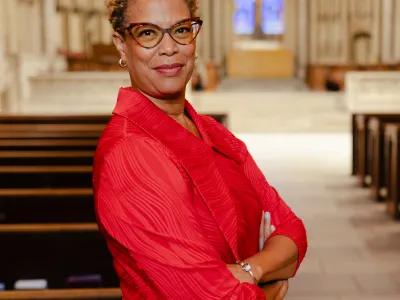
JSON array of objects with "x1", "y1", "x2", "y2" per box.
[{"x1": 119, "y1": 17, "x2": 203, "y2": 49}]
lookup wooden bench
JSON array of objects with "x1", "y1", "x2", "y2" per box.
[
  {"x1": 0, "y1": 224, "x2": 119, "y2": 292},
  {"x1": 366, "y1": 117, "x2": 400, "y2": 201},
  {"x1": 0, "y1": 288, "x2": 122, "y2": 299},
  {"x1": 0, "y1": 115, "x2": 120, "y2": 297},
  {"x1": 352, "y1": 113, "x2": 400, "y2": 187},
  {"x1": 383, "y1": 123, "x2": 400, "y2": 220},
  {"x1": 0, "y1": 112, "x2": 229, "y2": 297}
]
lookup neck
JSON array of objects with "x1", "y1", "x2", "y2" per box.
[{"x1": 135, "y1": 88, "x2": 187, "y2": 117}]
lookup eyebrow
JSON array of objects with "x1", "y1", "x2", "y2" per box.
[{"x1": 128, "y1": 17, "x2": 196, "y2": 26}]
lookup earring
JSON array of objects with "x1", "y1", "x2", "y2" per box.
[
  {"x1": 119, "y1": 58, "x2": 128, "y2": 68},
  {"x1": 194, "y1": 52, "x2": 198, "y2": 60}
]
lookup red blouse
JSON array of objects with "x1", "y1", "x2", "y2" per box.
[{"x1": 93, "y1": 88, "x2": 307, "y2": 299}]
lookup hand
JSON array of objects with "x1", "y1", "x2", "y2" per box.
[
  {"x1": 260, "y1": 280, "x2": 289, "y2": 300},
  {"x1": 226, "y1": 264, "x2": 255, "y2": 284},
  {"x1": 259, "y1": 211, "x2": 276, "y2": 251}
]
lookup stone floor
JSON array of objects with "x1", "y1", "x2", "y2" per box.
[
  {"x1": 193, "y1": 89, "x2": 348, "y2": 133},
  {"x1": 239, "y1": 133, "x2": 400, "y2": 299}
]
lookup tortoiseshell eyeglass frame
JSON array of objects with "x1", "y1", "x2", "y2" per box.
[{"x1": 117, "y1": 17, "x2": 203, "y2": 49}]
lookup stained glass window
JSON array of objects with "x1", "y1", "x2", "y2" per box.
[
  {"x1": 261, "y1": 0, "x2": 285, "y2": 35},
  {"x1": 233, "y1": 0, "x2": 256, "y2": 34}
]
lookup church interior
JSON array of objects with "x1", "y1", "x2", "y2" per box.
[{"x1": 1, "y1": 0, "x2": 400, "y2": 299}]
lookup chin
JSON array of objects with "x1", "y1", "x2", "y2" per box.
[{"x1": 154, "y1": 80, "x2": 188, "y2": 98}]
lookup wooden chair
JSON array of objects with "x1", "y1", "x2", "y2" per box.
[{"x1": 383, "y1": 123, "x2": 400, "y2": 220}]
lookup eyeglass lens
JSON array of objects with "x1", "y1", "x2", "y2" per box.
[{"x1": 130, "y1": 20, "x2": 201, "y2": 48}]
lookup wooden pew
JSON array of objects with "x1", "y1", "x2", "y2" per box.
[
  {"x1": 351, "y1": 114, "x2": 358, "y2": 175},
  {"x1": 0, "y1": 288, "x2": 122, "y2": 299},
  {"x1": 0, "y1": 224, "x2": 120, "y2": 296},
  {"x1": 0, "y1": 113, "x2": 228, "y2": 298},
  {"x1": 367, "y1": 117, "x2": 400, "y2": 201},
  {"x1": 352, "y1": 113, "x2": 400, "y2": 187},
  {"x1": 0, "y1": 115, "x2": 119, "y2": 298},
  {"x1": 383, "y1": 123, "x2": 400, "y2": 220}
]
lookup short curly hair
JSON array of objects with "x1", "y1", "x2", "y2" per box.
[{"x1": 105, "y1": 0, "x2": 199, "y2": 36}]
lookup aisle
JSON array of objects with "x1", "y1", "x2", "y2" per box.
[{"x1": 239, "y1": 133, "x2": 400, "y2": 300}]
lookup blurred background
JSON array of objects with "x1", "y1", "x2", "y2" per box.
[{"x1": 0, "y1": 0, "x2": 400, "y2": 299}]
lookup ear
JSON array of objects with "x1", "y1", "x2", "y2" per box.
[{"x1": 113, "y1": 32, "x2": 127, "y2": 61}]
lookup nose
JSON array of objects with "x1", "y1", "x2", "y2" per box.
[{"x1": 157, "y1": 31, "x2": 178, "y2": 56}]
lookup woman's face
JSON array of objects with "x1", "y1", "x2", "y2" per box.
[{"x1": 115, "y1": 0, "x2": 196, "y2": 99}]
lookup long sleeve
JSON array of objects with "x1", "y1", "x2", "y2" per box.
[
  {"x1": 242, "y1": 152, "x2": 308, "y2": 275},
  {"x1": 94, "y1": 137, "x2": 266, "y2": 300}
]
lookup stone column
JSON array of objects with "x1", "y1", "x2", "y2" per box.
[
  {"x1": 42, "y1": 0, "x2": 58, "y2": 58},
  {"x1": 283, "y1": 0, "x2": 298, "y2": 57},
  {"x1": 381, "y1": 0, "x2": 394, "y2": 63},
  {"x1": 18, "y1": 0, "x2": 29, "y2": 53},
  {"x1": 31, "y1": 0, "x2": 43, "y2": 55},
  {"x1": 212, "y1": 0, "x2": 222, "y2": 69},
  {"x1": 68, "y1": 9, "x2": 85, "y2": 54},
  {"x1": 101, "y1": 13, "x2": 113, "y2": 45},
  {"x1": 297, "y1": 0, "x2": 307, "y2": 78},
  {"x1": 340, "y1": 0, "x2": 349, "y2": 63},
  {"x1": 6, "y1": 0, "x2": 19, "y2": 54},
  {"x1": 223, "y1": 0, "x2": 234, "y2": 57},
  {"x1": 394, "y1": 0, "x2": 400, "y2": 61},
  {"x1": 200, "y1": 0, "x2": 211, "y2": 64},
  {"x1": 309, "y1": 0, "x2": 318, "y2": 64}
]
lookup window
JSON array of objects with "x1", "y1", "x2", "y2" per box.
[
  {"x1": 233, "y1": 0, "x2": 285, "y2": 37},
  {"x1": 233, "y1": 0, "x2": 256, "y2": 35},
  {"x1": 261, "y1": 0, "x2": 284, "y2": 35}
]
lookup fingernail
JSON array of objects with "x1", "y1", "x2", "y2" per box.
[
  {"x1": 271, "y1": 225, "x2": 276, "y2": 232},
  {"x1": 265, "y1": 212, "x2": 270, "y2": 220}
]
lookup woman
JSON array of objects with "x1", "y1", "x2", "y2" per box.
[{"x1": 93, "y1": 0, "x2": 308, "y2": 299}]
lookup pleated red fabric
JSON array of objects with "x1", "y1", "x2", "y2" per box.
[{"x1": 93, "y1": 88, "x2": 307, "y2": 299}]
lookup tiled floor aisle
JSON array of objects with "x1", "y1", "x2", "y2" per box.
[{"x1": 238, "y1": 133, "x2": 400, "y2": 300}]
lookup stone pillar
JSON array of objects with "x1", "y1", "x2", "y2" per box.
[
  {"x1": 340, "y1": 0, "x2": 349, "y2": 63},
  {"x1": 6, "y1": 0, "x2": 19, "y2": 54},
  {"x1": 43, "y1": 0, "x2": 58, "y2": 58},
  {"x1": 212, "y1": 0, "x2": 222, "y2": 68},
  {"x1": 370, "y1": 0, "x2": 381, "y2": 64},
  {"x1": 381, "y1": 0, "x2": 393, "y2": 63},
  {"x1": 101, "y1": 13, "x2": 113, "y2": 45},
  {"x1": 394, "y1": 0, "x2": 400, "y2": 61},
  {"x1": 18, "y1": 0, "x2": 30, "y2": 53},
  {"x1": 283, "y1": 0, "x2": 298, "y2": 56},
  {"x1": 68, "y1": 10, "x2": 85, "y2": 54},
  {"x1": 309, "y1": 0, "x2": 318, "y2": 64},
  {"x1": 223, "y1": 0, "x2": 235, "y2": 57},
  {"x1": 31, "y1": 0, "x2": 43, "y2": 55},
  {"x1": 200, "y1": 0, "x2": 211, "y2": 64},
  {"x1": 297, "y1": 0, "x2": 307, "y2": 78}
]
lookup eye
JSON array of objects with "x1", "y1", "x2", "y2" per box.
[
  {"x1": 174, "y1": 26, "x2": 191, "y2": 34},
  {"x1": 138, "y1": 29, "x2": 157, "y2": 37}
]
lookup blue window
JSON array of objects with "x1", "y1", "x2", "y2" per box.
[
  {"x1": 233, "y1": 0, "x2": 256, "y2": 34},
  {"x1": 261, "y1": 0, "x2": 285, "y2": 34}
]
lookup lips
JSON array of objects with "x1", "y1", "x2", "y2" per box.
[{"x1": 154, "y1": 63, "x2": 184, "y2": 76}]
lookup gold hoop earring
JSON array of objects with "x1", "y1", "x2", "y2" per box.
[
  {"x1": 119, "y1": 58, "x2": 128, "y2": 68},
  {"x1": 194, "y1": 52, "x2": 198, "y2": 60}
]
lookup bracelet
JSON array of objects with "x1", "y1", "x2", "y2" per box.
[{"x1": 236, "y1": 260, "x2": 258, "y2": 285}]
